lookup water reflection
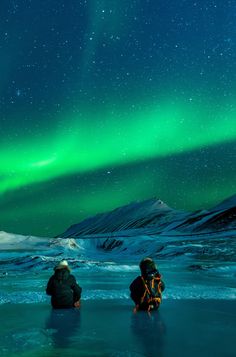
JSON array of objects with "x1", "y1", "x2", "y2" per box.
[
  {"x1": 45, "y1": 308, "x2": 80, "y2": 348},
  {"x1": 131, "y1": 310, "x2": 166, "y2": 357}
]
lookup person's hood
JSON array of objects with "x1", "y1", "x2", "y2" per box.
[
  {"x1": 54, "y1": 260, "x2": 71, "y2": 271},
  {"x1": 140, "y1": 258, "x2": 157, "y2": 275}
]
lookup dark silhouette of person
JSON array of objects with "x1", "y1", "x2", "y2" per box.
[
  {"x1": 130, "y1": 257, "x2": 165, "y2": 312},
  {"x1": 46, "y1": 260, "x2": 82, "y2": 309}
]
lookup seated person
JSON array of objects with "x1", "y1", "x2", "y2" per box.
[
  {"x1": 130, "y1": 257, "x2": 165, "y2": 312},
  {"x1": 46, "y1": 260, "x2": 82, "y2": 309}
]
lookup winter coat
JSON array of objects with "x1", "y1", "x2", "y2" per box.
[
  {"x1": 46, "y1": 268, "x2": 82, "y2": 308},
  {"x1": 130, "y1": 272, "x2": 165, "y2": 311}
]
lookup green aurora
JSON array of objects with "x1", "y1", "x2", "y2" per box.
[
  {"x1": 0, "y1": 1, "x2": 235, "y2": 235},
  {"x1": 1, "y1": 99, "x2": 236, "y2": 195}
]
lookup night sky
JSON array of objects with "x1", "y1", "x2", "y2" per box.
[{"x1": 0, "y1": 0, "x2": 236, "y2": 236}]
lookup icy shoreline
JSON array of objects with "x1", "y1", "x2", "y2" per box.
[{"x1": 1, "y1": 265, "x2": 236, "y2": 306}]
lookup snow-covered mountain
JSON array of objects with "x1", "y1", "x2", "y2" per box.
[
  {"x1": 57, "y1": 198, "x2": 188, "y2": 237},
  {"x1": 58, "y1": 195, "x2": 236, "y2": 238},
  {"x1": 0, "y1": 195, "x2": 235, "y2": 277},
  {"x1": 175, "y1": 195, "x2": 236, "y2": 233}
]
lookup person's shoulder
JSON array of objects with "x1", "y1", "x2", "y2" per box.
[
  {"x1": 68, "y1": 273, "x2": 76, "y2": 281},
  {"x1": 46, "y1": 274, "x2": 55, "y2": 286},
  {"x1": 130, "y1": 276, "x2": 142, "y2": 287}
]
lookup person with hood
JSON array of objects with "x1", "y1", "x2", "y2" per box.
[
  {"x1": 46, "y1": 260, "x2": 82, "y2": 309},
  {"x1": 130, "y1": 257, "x2": 165, "y2": 312}
]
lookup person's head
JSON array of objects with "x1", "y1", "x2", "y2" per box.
[
  {"x1": 139, "y1": 257, "x2": 157, "y2": 280},
  {"x1": 54, "y1": 260, "x2": 71, "y2": 272}
]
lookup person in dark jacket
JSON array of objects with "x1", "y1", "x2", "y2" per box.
[
  {"x1": 130, "y1": 257, "x2": 165, "y2": 312},
  {"x1": 46, "y1": 260, "x2": 82, "y2": 309}
]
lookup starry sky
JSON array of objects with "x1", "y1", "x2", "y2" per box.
[{"x1": 0, "y1": 0, "x2": 236, "y2": 236}]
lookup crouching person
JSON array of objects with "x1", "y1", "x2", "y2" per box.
[
  {"x1": 130, "y1": 257, "x2": 165, "y2": 312},
  {"x1": 46, "y1": 260, "x2": 82, "y2": 309}
]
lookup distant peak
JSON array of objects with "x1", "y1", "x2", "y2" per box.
[{"x1": 210, "y1": 194, "x2": 236, "y2": 212}]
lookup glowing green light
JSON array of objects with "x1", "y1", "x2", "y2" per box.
[
  {"x1": 0, "y1": 99, "x2": 236, "y2": 195},
  {"x1": 30, "y1": 157, "x2": 57, "y2": 168}
]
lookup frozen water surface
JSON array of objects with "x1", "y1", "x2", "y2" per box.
[
  {"x1": 0, "y1": 298, "x2": 235, "y2": 357},
  {"x1": 0, "y1": 229, "x2": 235, "y2": 356}
]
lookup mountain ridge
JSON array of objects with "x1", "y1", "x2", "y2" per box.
[{"x1": 58, "y1": 195, "x2": 236, "y2": 238}]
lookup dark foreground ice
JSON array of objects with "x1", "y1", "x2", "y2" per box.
[
  {"x1": 0, "y1": 268, "x2": 236, "y2": 357},
  {"x1": 0, "y1": 299, "x2": 235, "y2": 357}
]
